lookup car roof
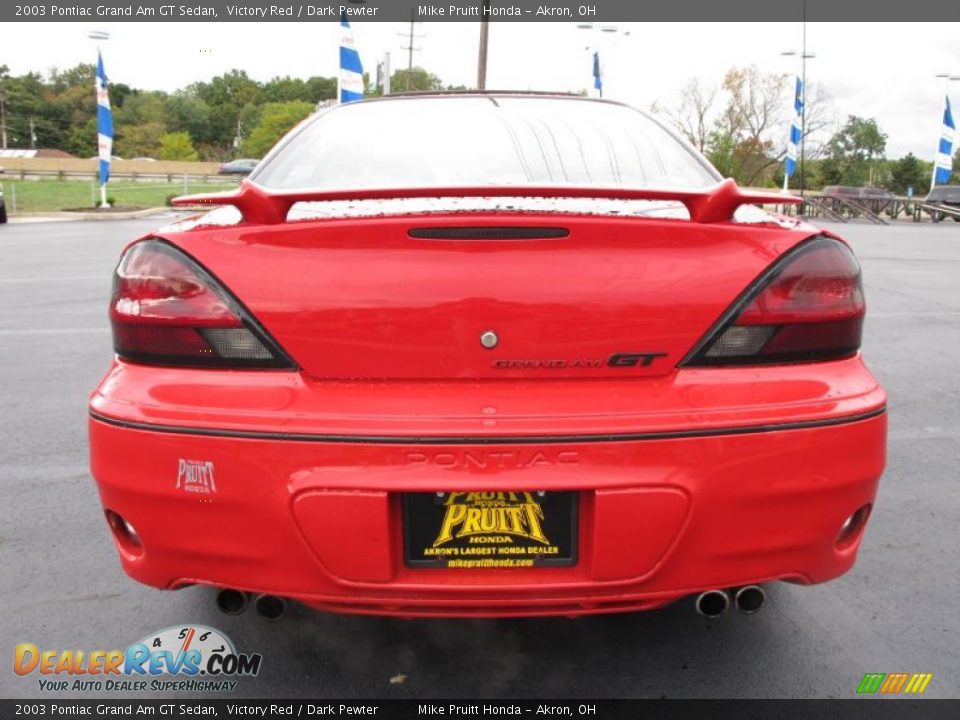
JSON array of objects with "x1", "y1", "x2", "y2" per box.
[{"x1": 354, "y1": 90, "x2": 628, "y2": 108}]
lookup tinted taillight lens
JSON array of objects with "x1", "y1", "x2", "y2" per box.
[
  {"x1": 685, "y1": 237, "x2": 865, "y2": 365},
  {"x1": 110, "y1": 239, "x2": 293, "y2": 368}
]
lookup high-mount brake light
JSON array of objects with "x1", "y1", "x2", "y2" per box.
[
  {"x1": 110, "y1": 240, "x2": 293, "y2": 368},
  {"x1": 685, "y1": 236, "x2": 865, "y2": 366}
]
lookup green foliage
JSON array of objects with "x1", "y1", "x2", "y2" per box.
[
  {"x1": 114, "y1": 122, "x2": 164, "y2": 158},
  {"x1": 157, "y1": 131, "x2": 199, "y2": 161},
  {"x1": 822, "y1": 115, "x2": 887, "y2": 186},
  {"x1": 390, "y1": 67, "x2": 443, "y2": 93},
  {"x1": 240, "y1": 101, "x2": 314, "y2": 158},
  {"x1": 0, "y1": 63, "x2": 339, "y2": 162},
  {"x1": 885, "y1": 153, "x2": 929, "y2": 195}
]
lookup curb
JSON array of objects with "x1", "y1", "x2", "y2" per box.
[{"x1": 8, "y1": 207, "x2": 186, "y2": 223}]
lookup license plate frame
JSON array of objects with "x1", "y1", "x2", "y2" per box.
[{"x1": 402, "y1": 491, "x2": 578, "y2": 569}]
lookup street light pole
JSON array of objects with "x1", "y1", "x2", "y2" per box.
[
  {"x1": 0, "y1": 90, "x2": 8, "y2": 150},
  {"x1": 800, "y1": 5, "x2": 808, "y2": 199},
  {"x1": 477, "y1": 0, "x2": 490, "y2": 90},
  {"x1": 782, "y1": 18, "x2": 815, "y2": 205},
  {"x1": 576, "y1": 23, "x2": 630, "y2": 98}
]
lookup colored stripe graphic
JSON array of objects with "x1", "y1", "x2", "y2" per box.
[
  {"x1": 904, "y1": 673, "x2": 933, "y2": 694},
  {"x1": 857, "y1": 672, "x2": 932, "y2": 694},
  {"x1": 880, "y1": 672, "x2": 909, "y2": 693},
  {"x1": 857, "y1": 673, "x2": 885, "y2": 693}
]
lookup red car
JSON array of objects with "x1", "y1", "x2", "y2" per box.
[{"x1": 89, "y1": 93, "x2": 886, "y2": 619}]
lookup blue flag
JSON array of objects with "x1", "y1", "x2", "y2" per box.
[
  {"x1": 592, "y1": 51, "x2": 602, "y2": 98},
  {"x1": 339, "y1": 15, "x2": 364, "y2": 104},
  {"x1": 933, "y1": 95, "x2": 955, "y2": 187},
  {"x1": 95, "y1": 51, "x2": 113, "y2": 186},
  {"x1": 784, "y1": 76, "x2": 803, "y2": 181}
]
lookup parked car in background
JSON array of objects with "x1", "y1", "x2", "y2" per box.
[
  {"x1": 924, "y1": 185, "x2": 960, "y2": 222},
  {"x1": 0, "y1": 167, "x2": 7, "y2": 224},
  {"x1": 89, "y1": 93, "x2": 886, "y2": 620},
  {"x1": 218, "y1": 158, "x2": 260, "y2": 176},
  {"x1": 821, "y1": 185, "x2": 896, "y2": 214}
]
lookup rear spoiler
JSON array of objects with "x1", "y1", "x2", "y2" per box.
[{"x1": 172, "y1": 178, "x2": 800, "y2": 225}]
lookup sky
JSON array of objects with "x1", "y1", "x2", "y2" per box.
[{"x1": 3, "y1": 21, "x2": 959, "y2": 158}]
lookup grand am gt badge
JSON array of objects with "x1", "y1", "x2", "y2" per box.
[
  {"x1": 491, "y1": 352, "x2": 667, "y2": 369},
  {"x1": 176, "y1": 459, "x2": 217, "y2": 494}
]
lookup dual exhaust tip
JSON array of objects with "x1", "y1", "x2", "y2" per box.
[
  {"x1": 215, "y1": 589, "x2": 286, "y2": 621},
  {"x1": 695, "y1": 586, "x2": 765, "y2": 617},
  {"x1": 217, "y1": 586, "x2": 762, "y2": 620}
]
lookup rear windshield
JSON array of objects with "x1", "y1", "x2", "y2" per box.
[{"x1": 252, "y1": 96, "x2": 719, "y2": 191}]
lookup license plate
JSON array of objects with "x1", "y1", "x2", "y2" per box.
[{"x1": 403, "y1": 491, "x2": 578, "y2": 569}]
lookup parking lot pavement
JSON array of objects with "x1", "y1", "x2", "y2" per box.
[{"x1": 1, "y1": 217, "x2": 957, "y2": 699}]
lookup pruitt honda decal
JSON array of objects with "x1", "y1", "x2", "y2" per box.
[
  {"x1": 176, "y1": 459, "x2": 216, "y2": 494},
  {"x1": 404, "y1": 491, "x2": 577, "y2": 569}
]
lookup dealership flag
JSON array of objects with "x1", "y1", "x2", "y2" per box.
[
  {"x1": 95, "y1": 50, "x2": 113, "y2": 204},
  {"x1": 784, "y1": 76, "x2": 803, "y2": 189},
  {"x1": 932, "y1": 95, "x2": 955, "y2": 188},
  {"x1": 339, "y1": 15, "x2": 364, "y2": 104},
  {"x1": 592, "y1": 51, "x2": 603, "y2": 98}
]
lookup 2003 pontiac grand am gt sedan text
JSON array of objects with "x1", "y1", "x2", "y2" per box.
[{"x1": 87, "y1": 93, "x2": 886, "y2": 619}]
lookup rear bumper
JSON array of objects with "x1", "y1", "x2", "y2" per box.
[{"x1": 88, "y1": 396, "x2": 886, "y2": 617}]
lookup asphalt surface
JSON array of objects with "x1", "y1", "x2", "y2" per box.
[{"x1": 1, "y1": 216, "x2": 958, "y2": 700}]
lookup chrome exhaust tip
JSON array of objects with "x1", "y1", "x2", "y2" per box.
[
  {"x1": 215, "y1": 588, "x2": 249, "y2": 616},
  {"x1": 734, "y1": 585, "x2": 766, "y2": 614},
  {"x1": 695, "y1": 589, "x2": 730, "y2": 618},
  {"x1": 253, "y1": 594, "x2": 286, "y2": 621}
]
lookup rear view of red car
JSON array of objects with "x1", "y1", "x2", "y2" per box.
[{"x1": 88, "y1": 93, "x2": 886, "y2": 619}]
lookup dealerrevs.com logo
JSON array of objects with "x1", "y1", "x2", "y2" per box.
[{"x1": 14, "y1": 625, "x2": 261, "y2": 693}]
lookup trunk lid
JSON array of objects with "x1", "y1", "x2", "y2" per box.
[{"x1": 167, "y1": 213, "x2": 807, "y2": 380}]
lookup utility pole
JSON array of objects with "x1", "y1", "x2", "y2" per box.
[
  {"x1": 0, "y1": 90, "x2": 8, "y2": 150},
  {"x1": 233, "y1": 117, "x2": 242, "y2": 150},
  {"x1": 477, "y1": 0, "x2": 490, "y2": 89},
  {"x1": 29, "y1": 118, "x2": 36, "y2": 149},
  {"x1": 399, "y1": 10, "x2": 424, "y2": 91}
]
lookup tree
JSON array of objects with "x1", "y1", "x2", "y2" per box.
[
  {"x1": 240, "y1": 101, "x2": 314, "y2": 157},
  {"x1": 885, "y1": 153, "x2": 928, "y2": 196},
  {"x1": 164, "y1": 94, "x2": 212, "y2": 143},
  {"x1": 654, "y1": 67, "x2": 834, "y2": 187},
  {"x1": 157, "y1": 131, "x2": 199, "y2": 161},
  {"x1": 390, "y1": 67, "x2": 442, "y2": 93},
  {"x1": 651, "y1": 78, "x2": 716, "y2": 153},
  {"x1": 304, "y1": 76, "x2": 338, "y2": 103},
  {"x1": 115, "y1": 122, "x2": 164, "y2": 158},
  {"x1": 822, "y1": 116, "x2": 887, "y2": 186}
]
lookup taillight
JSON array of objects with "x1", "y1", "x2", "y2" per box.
[
  {"x1": 685, "y1": 236, "x2": 865, "y2": 365},
  {"x1": 110, "y1": 239, "x2": 293, "y2": 368}
]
